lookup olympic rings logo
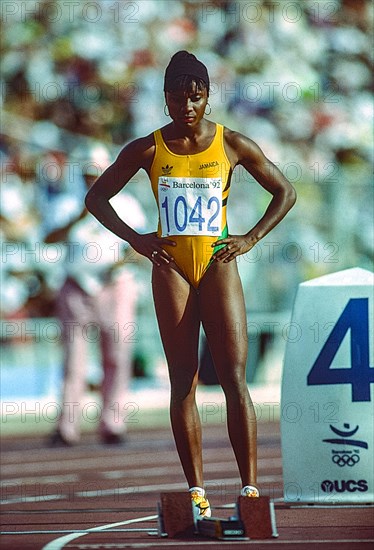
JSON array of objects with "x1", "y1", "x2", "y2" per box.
[{"x1": 332, "y1": 453, "x2": 360, "y2": 467}]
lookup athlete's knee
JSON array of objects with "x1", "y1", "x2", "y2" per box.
[
  {"x1": 218, "y1": 366, "x2": 247, "y2": 397},
  {"x1": 170, "y1": 377, "x2": 198, "y2": 403}
]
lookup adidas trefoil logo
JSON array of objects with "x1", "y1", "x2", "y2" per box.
[{"x1": 162, "y1": 164, "x2": 173, "y2": 175}]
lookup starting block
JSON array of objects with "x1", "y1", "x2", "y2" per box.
[{"x1": 157, "y1": 492, "x2": 278, "y2": 540}]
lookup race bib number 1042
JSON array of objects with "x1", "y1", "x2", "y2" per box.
[{"x1": 158, "y1": 177, "x2": 223, "y2": 237}]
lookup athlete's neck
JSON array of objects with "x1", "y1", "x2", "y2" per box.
[{"x1": 168, "y1": 119, "x2": 215, "y2": 143}]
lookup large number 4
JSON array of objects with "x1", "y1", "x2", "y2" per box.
[
  {"x1": 307, "y1": 298, "x2": 374, "y2": 402},
  {"x1": 189, "y1": 196, "x2": 205, "y2": 231}
]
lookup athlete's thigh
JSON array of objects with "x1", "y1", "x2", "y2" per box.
[
  {"x1": 152, "y1": 264, "x2": 200, "y2": 381},
  {"x1": 198, "y1": 260, "x2": 248, "y2": 372}
]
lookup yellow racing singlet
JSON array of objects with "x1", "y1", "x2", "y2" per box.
[{"x1": 150, "y1": 123, "x2": 232, "y2": 287}]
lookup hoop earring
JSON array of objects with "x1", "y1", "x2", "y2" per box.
[
  {"x1": 205, "y1": 103, "x2": 211, "y2": 115},
  {"x1": 164, "y1": 104, "x2": 170, "y2": 117}
]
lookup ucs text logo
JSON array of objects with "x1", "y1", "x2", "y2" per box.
[{"x1": 321, "y1": 479, "x2": 368, "y2": 493}]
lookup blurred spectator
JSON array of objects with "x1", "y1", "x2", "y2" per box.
[
  {"x1": 35, "y1": 150, "x2": 84, "y2": 237},
  {"x1": 0, "y1": 142, "x2": 53, "y2": 318},
  {"x1": 46, "y1": 149, "x2": 146, "y2": 445}
]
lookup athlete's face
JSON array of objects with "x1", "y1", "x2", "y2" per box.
[{"x1": 165, "y1": 84, "x2": 208, "y2": 127}]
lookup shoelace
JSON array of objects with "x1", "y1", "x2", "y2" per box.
[{"x1": 190, "y1": 491, "x2": 210, "y2": 514}]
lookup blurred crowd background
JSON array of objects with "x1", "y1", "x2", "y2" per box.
[{"x1": 1, "y1": 0, "x2": 373, "y2": 381}]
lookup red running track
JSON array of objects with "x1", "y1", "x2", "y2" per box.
[{"x1": 1, "y1": 421, "x2": 373, "y2": 549}]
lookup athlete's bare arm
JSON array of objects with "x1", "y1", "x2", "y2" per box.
[
  {"x1": 212, "y1": 128, "x2": 297, "y2": 262},
  {"x1": 85, "y1": 135, "x2": 176, "y2": 264}
]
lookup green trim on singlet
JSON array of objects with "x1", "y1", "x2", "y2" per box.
[
  {"x1": 206, "y1": 224, "x2": 229, "y2": 271},
  {"x1": 213, "y1": 224, "x2": 229, "y2": 253}
]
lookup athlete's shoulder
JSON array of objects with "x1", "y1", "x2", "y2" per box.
[
  {"x1": 223, "y1": 126, "x2": 255, "y2": 147},
  {"x1": 122, "y1": 132, "x2": 155, "y2": 155},
  {"x1": 116, "y1": 132, "x2": 156, "y2": 171},
  {"x1": 223, "y1": 126, "x2": 265, "y2": 165}
]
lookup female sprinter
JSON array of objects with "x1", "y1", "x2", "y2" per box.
[{"x1": 85, "y1": 51, "x2": 296, "y2": 517}]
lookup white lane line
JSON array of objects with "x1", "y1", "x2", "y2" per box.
[
  {"x1": 2, "y1": 528, "x2": 157, "y2": 535},
  {"x1": 286, "y1": 504, "x2": 374, "y2": 508},
  {"x1": 2, "y1": 450, "x2": 281, "y2": 476},
  {"x1": 1, "y1": 457, "x2": 282, "y2": 485},
  {"x1": 1, "y1": 474, "x2": 80, "y2": 486},
  {"x1": 1, "y1": 475, "x2": 282, "y2": 505},
  {"x1": 102, "y1": 458, "x2": 281, "y2": 479},
  {"x1": 52, "y1": 539, "x2": 374, "y2": 548},
  {"x1": 1, "y1": 452, "x2": 177, "y2": 476},
  {"x1": 102, "y1": 540, "x2": 373, "y2": 547},
  {"x1": 40, "y1": 515, "x2": 158, "y2": 550},
  {"x1": 74, "y1": 475, "x2": 282, "y2": 499},
  {"x1": 0, "y1": 494, "x2": 66, "y2": 505}
]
